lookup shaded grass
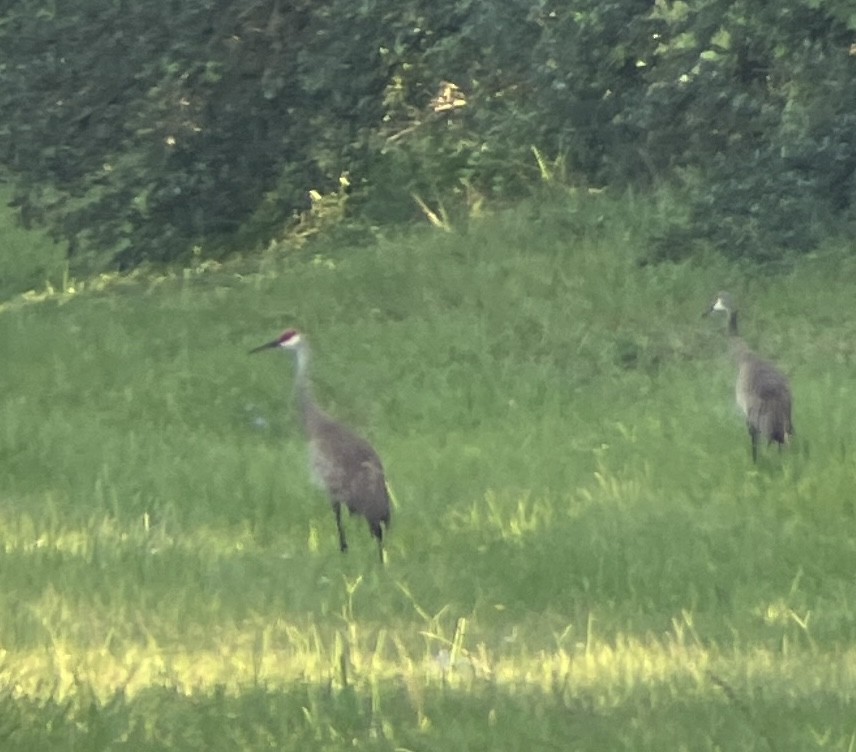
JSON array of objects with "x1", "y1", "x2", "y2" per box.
[{"x1": 1, "y1": 191, "x2": 856, "y2": 748}]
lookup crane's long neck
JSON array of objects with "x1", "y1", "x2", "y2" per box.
[
  {"x1": 727, "y1": 310, "x2": 739, "y2": 337},
  {"x1": 292, "y1": 341, "x2": 320, "y2": 431},
  {"x1": 725, "y1": 310, "x2": 752, "y2": 362}
]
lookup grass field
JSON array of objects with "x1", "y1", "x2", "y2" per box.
[{"x1": 1, "y1": 190, "x2": 856, "y2": 750}]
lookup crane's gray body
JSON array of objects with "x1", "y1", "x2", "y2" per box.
[
  {"x1": 732, "y1": 339, "x2": 792, "y2": 449},
  {"x1": 299, "y1": 388, "x2": 391, "y2": 546},
  {"x1": 252, "y1": 330, "x2": 391, "y2": 561},
  {"x1": 708, "y1": 293, "x2": 793, "y2": 461}
]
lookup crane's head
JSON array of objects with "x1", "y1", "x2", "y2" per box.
[
  {"x1": 249, "y1": 328, "x2": 303, "y2": 354},
  {"x1": 704, "y1": 291, "x2": 734, "y2": 318}
]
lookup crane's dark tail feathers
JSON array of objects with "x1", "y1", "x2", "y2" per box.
[
  {"x1": 760, "y1": 405, "x2": 794, "y2": 447},
  {"x1": 749, "y1": 404, "x2": 794, "y2": 462}
]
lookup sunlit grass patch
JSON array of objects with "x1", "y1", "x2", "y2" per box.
[
  {"x1": 448, "y1": 489, "x2": 556, "y2": 543},
  {"x1": 2, "y1": 618, "x2": 852, "y2": 704},
  {"x1": 0, "y1": 624, "x2": 853, "y2": 752}
]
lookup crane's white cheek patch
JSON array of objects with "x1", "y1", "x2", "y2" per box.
[{"x1": 712, "y1": 299, "x2": 727, "y2": 311}]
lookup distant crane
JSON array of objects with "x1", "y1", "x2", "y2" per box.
[
  {"x1": 705, "y1": 292, "x2": 794, "y2": 462},
  {"x1": 251, "y1": 329, "x2": 391, "y2": 562}
]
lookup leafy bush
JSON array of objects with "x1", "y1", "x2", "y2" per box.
[
  {"x1": 0, "y1": 0, "x2": 854, "y2": 277},
  {"x1": 638, "y1": 0, "x2": 856, "y2": 259}
]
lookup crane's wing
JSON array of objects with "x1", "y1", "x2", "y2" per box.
[
  {"x1": 310, "y1": 414, "x2": 391, "y2": 527},
  {"x1": 742, "y1": 358, "x2": 793, "y2": 441}
]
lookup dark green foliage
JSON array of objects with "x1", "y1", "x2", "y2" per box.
[
  {"x1": 0, "y1": 0, "x2": 855, "y2": 276},
  {"x1": 641, "y1": 0, "x2": 856, "y2": 259},
  {"x1": 2, "y1": 0, "x2": 337, "y2": 268}
]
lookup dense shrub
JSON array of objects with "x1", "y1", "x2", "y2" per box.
[
  {"x1": 0, "y1": 0, "x2": 854, "y2": 274},
  {"x1": 639, "y1": 0, "x2": 856, "y2": 258}
]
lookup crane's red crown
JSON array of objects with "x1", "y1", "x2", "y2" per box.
[
  {"x1": 249, "y1": 328, "x2": 302, "y2": 354},
  {"x1": 277, "y1": 328, "x2": 300, "y2": 345}
]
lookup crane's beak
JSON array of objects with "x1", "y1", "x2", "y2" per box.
[{"x1": 249, "y1": 339, "x2": 280, "y2": 354}]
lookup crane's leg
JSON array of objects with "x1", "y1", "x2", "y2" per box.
[
  {"x1": 371, "y1": 522, "x2": 385, "y2": 565},
  {"x1": 333, "y1": 503, "x2": 348, "y2": 553},
  {"x1": 748, "y1": 424, "x2": 759, "y2": 463}
]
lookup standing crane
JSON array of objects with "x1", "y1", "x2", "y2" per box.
[
  {"x1": 705, "y1": 292, "x2": 794, "y2": 462},
  {"x1": 251, "y1": 329, "x2": 391, "y2": 562}
]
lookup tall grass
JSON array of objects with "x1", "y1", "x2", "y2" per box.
[{"x1": 1, "y1": 190, "x2": 855, "y2": 749}]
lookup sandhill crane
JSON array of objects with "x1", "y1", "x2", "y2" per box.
[
  {"x1": 705, "y1": 292, "x2": 794, "y2": 462},
  {"x1": 250, "y1": 329, "x2": 391, "y2": 562}
]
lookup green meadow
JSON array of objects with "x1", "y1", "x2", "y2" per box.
[{"x1": 2, "y1": 191, "x2": 856, "y2": 750}]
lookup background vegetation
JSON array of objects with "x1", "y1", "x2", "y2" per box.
[
  {"x1": 1, "y1": 0, "x2": 855, "y2": 278},
  {"x1": 2, "y1": 1, "x2": 856, "y2": 749}
]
